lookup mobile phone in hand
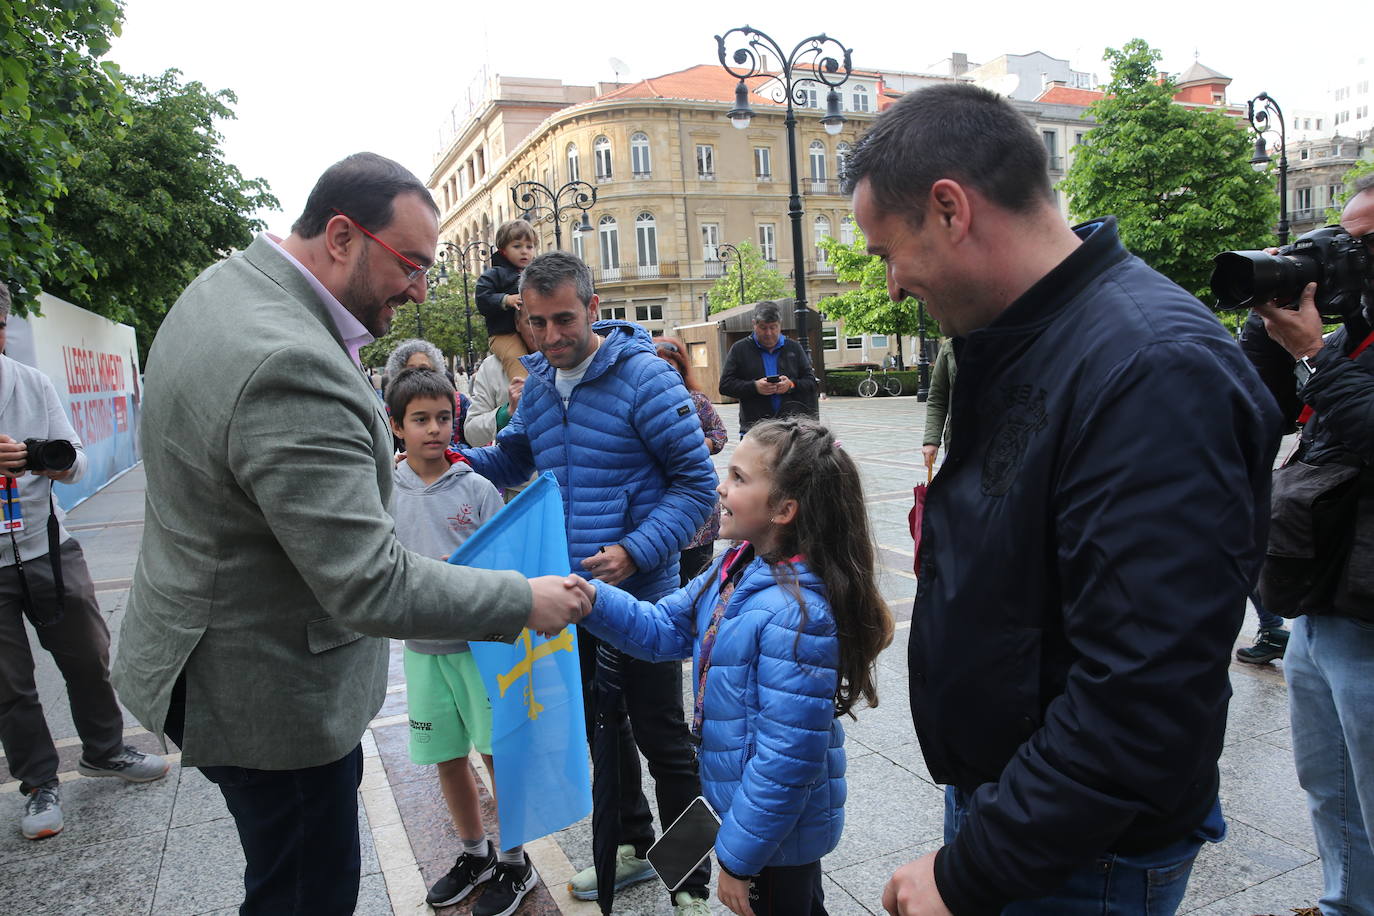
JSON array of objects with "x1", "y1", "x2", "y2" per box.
[{"x1": 766, "y1": 375, "x2": 780, "y2": 383}]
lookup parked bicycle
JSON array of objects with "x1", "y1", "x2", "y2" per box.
[{"x1": 858, "y1": 367, "x2": 902, "y2": 398}]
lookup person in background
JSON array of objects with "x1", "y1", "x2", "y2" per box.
[
  {"x1": 475, "y1": 219, "x2": 539, "y2": 383},
  {"x1": 653, "y1": 336, "x2": 727, "y2": 583},
  {"x1": 717, "y1": 302, "x2": 818, "y2": 438},
  {"x1": 920, "y1": 338, "x2": 956, "y2": 475},
  {"x1": 386, "y1": 338, "x2": 469, "y2": 447}
]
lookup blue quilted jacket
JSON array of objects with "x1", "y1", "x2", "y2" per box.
[
  {"x1": 581, "y1": 550, "x2": 846, "y2": 876},
  {"x1": 461, "y1": 321, "x2": 717, "y2": 600}
]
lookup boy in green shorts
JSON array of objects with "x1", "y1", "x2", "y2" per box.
[{"x1": 386, "y1": 367, "x2": 537, "y2": 916}]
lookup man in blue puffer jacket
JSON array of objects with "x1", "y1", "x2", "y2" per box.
[{"x1": 461, "y1": 251, "x2": 718, "y2": 912}]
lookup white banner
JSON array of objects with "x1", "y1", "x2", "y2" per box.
[{"x1": 7, "y1": 294, "x2": 141, "y2": 509}]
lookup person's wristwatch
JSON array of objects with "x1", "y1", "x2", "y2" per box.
[{"x1": 1295, "y1": 354, "x2": 1319, "y2": 387}]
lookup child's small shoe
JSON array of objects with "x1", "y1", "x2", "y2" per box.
[{"x1": 425, "y1": 844, "x2": 497, "y2": 906}]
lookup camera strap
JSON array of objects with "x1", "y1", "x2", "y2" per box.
[
  {"x1": 4, "y1": 478, "x2": 65, "y2": 628},
  {"x1": 1297, "y1": 327, "x2": 1374, "y2": 428}
]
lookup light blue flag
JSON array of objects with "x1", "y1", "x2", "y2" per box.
[{"x1": 449, "y1": 471, "x2": 591, "y2": 849}]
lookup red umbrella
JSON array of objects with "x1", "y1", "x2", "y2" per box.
[{"x1": 909, "y1": 462, "x2": 933, "y2": 574}]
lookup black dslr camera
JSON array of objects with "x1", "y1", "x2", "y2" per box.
[
  {"x1": 23, "y1": 438, "x2": 76, "y2": 473},
  {"x1": 1211, "y1": 226, "x2": 1372, "y2": 319}
]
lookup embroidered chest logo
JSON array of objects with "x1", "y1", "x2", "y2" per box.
[
  {"x1": 447, "y1": 504, "x2": 476, "y2": 533},
  {"x1": 982, "y1": 384, "x2": 1049, "y2": 497}
]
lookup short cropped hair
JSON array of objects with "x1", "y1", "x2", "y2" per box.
[
  {"x1": 385, "y1": 367, "x2": 455, "y2": 420},
  {"x1": 1352, "y1": 173, "x2": 1374, "y2": 197},
  {"x1": 843, "y1": 83, "x2": 1053, "y2": 226},
  {"x1": 519, "y1": 251, "x2": 595, "y2": 306},
  {"x1": 292, "y1": 152, "x2": 438, "y2": 239},
  {"x1": 754, "y1": 302, "x2": 781, "y2": 324},
  {"x1": 495, "y1": 219, "x2": 538, "y2": 250}
]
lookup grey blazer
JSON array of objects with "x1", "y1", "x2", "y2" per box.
[{"x1": 113, "y1": 237, "x2": 530, "y2": 769}]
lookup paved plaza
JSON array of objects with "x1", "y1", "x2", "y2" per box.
[{"x1": 0, "y1": 394, "x2": 1320, "y2": 915}]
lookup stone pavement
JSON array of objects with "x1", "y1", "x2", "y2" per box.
[{"x1": 0, "y1": 395, "x2": 1320, "y2": 915}]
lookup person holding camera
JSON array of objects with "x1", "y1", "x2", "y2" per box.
[
  {"x1": 717, "y1": 302, "x2": 818, "y2": 438},
  {"x1": 1240, "y1": 174, "x2": 1374, "y2": 914},
  {"x1": 0, "y1": 284, "x2": 168, "y2": 841}
]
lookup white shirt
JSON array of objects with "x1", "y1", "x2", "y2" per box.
[{"x1": 555, "y1": 349, "x2": 598, "y2": 408}]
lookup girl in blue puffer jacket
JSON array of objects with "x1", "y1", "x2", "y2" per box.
[{"x1": 577, "y1": 417, "x2": 894, "y2": 915}]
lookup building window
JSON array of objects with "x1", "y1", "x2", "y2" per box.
[
  {"x1": 1300, "y1": 147, "x2": 1310, "y2": 160},
  {"x1": 601, "y1": 304, "x2": 627, "y2": 320},
  {"x1": 840, "y1": 215, "x2": 855, "y2": 246},
  {"x1": 1359, "y1": 105, "x2": 1370, "y2": 120},
  {"x1": 845, "y1": 335, "x2": 863, "y2": 349},
  {"x1": 851, "y1": 84, "x2": 870, "y2": 112},
  {"x1": 1074, "y1": 131, "x2": 1086, "y2": 147},
  {"x1": 701, "y1": 223, "x2": 720, "y2": 262},
  {"x1": 696, "y1": 144, "x2": 715, "y2": 179},
  {"x1": 635, "y1": 212, "x2": 658, "y2": 269},
  {"x1": 836, "y1": 142, "x2": 851, "y2": 182},
  {"x1": 813, "y1": 215, "x2": 831, "y2": 264},
  {"x1": 634, "y1": 302, "x2": 664, "y2": 322},
  {"x1": 754, "y1": 146, "x2": 772, "y2": 179},
  {"x1": 809, "y1": 141, "x2": 827, "y2": 183},
  {"x1": 758, "y1": 224, "x2": 776, "y2": 261},
  {"x1": 572, "y1": 232, "x2": 585, "y2": 262},
  {"x1": 566, "y1": 143, "x2": 579, "y2": 182},
  {"x1": 1330, "y1": 185, "x2": 1343, "y2": 206},
  {"x1": 822, "y1": 327, "x2": 838, "y2": 351},
  {"x1": 870, "y1": 335, "x2": 888, "y2": 348},
  {"x1": 1042, "y1": 130, "x2": 1060, "y2": 169},
  {"x1": 800, "y1": 85, "x2": 818, "y2": 108},
  {"x1": 594, "y1": 136, "x2": 612, "y2": 180},
  {"x1": 599, "y1": 215, "x2": 620, "y2": 275},
  {"x1": 1295, "y1": 187, "x2": 1313, "y2": 211},
  {"x1": 631, "y1": 132, "x2": 651, "y2": 176},
  {"x1": 1316, "y1": 118, "x2": 1324, "y2": 130}
]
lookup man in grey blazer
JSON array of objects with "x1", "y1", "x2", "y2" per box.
[{"x1": 112, "y1": 153, "x2": 589, "y2": 915}]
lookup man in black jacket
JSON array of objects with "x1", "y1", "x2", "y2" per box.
[
  {"x1": 1241, "y1": 175, "x2": 1374, "y2": 915},
  {"x1": 717, "y1": 302, "x2": 817, "y2": 437},
  {"x1": 846, "y1": 84, "x2": 1280, "y2": 915}
]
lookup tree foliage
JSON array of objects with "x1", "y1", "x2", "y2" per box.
[
  {"x1": 707, "y1": 239, "x2": 789, "y2": 313},
  {"x1": 1061, "y1": 39, "x2": 1278, "y2": 301},
  {"x1": 361, "y1": 279, "x2": 491, "y2": 371},
  {"x1": 45, "y1": 70, "x2": 277, "y2": 357},
  {"x1": 1, "y1": 0, "x2": 127, "y2": 308},
  {"x1": 816, "y1": 229, "x2": 935, "y2": 339}
]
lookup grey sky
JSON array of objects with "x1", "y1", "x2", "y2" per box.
[{"x1": 109, "y1": 0, "x2": 1357, "y2": 237}]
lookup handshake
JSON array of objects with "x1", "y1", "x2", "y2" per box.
[{"x1": 526, "y1": 574, "x2": 600, "y2": 636}]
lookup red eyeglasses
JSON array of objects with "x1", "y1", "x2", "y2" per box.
[{"x1": 331, "y1": 208, "x2": 428, "y2": 283}]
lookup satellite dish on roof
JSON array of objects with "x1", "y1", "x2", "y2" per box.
[
  {"x1": 981, "y1": 73, "x2": 1021, "y2": 97},
  {"x1": 609, "y1": 57, "x2": 631, "y2": 82}
]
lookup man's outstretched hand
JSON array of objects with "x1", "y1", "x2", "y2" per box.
[{"x1": 527, "y1": 574, "x2": 592, "y2": 636}]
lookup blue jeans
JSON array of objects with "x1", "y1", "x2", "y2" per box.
[
  {"x1": 943, "y1": 786, "x2": 1221, "y2": 914},
  {"x1": 1286, "y1": 615, "x2": 1374, "y2": 915},
  {"x1": 1251, "y1": 592, "x2": 1286, "y2": 632}
]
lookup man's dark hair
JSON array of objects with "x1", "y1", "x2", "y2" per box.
[
  {"x1": 385, "y1": 366, "x2": 455, "y2": 420},
  {"x1": 292, "y1": 152, "x2": 438, "y2": 239},
  {"x1": 754, "y1": 303, "x2": 781, "y2": 324},
  {"x1": 519, "y1": 251, "x2": 595, "y2": 306},
  {"x1": 842, "y1": 83, "x2": 1053, "y2": 225}
]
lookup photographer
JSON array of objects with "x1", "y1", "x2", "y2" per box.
[
  {"x1": 1240, "y1": 174, "x2": 1374, "y2": 913},
  {"x1": 0, "y1": 284, "x2": 167, "y2": 842}
]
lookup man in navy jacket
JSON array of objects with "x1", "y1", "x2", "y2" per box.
[
  {"x1": 462, "y1": 251, "x2": 718, "y2": 911},
  {"x1": 846, "y1": 84, "x2": 1280, "y2": 915}
]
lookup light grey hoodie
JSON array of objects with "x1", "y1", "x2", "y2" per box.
[{"x1": 390, "y1": 458, "x2": 504, "y2": 654}]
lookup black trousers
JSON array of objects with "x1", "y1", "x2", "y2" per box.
[
  {"x1": 166, "y1": 682, "x2": 364, "y2": 916},
  {"x1": 0, "y1": 539, "x2": 124, "y2": 794},
  {"x1": 579, "y1": 629, "x2": 710, "y2": 898},
  {"x1": 751, "y1": 861, "x2": 827, "y2": 915}
]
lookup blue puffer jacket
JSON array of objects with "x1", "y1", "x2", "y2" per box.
[
  {"x1": 461, "y1": 321, "x2": 717, "y2": 600},
  {"x1": 581, "y1": 550, "x2": 846, "y2": 876}
]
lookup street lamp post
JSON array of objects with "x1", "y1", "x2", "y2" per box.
[
  {"x1": 1247, "y1": 91, "x2": 1290, "y2": 246},
  {"x1": 437, "y1": 239, "x2": 496, "y2": 374},
  {"x1": 717, "y1": 25, "x2": 852, "y2": 357},
  {"x1": 510, "y1": 180, "x2": 598, "y2": 250},
  {"x1": 716, "y1": 242, "x2": 747, "y2": 308},
  {"x1": 916, "y1": 301, "x2": 930, "y2": 401}
]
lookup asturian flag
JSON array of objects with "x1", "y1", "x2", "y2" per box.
[{"x1": 449, "y1": 471, "x2": 591, "y2": 849}]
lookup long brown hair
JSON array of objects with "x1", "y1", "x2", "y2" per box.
[
  {"x1": 746, "y1": 418, "x2": 893, "y2": 718},
  {"x1": 653, "y1": 336, "x2": 701, "y2": 393}
]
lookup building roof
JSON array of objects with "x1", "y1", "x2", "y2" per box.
[
  {"x1": 1035, "y1": 85, "x2": 1104, "y2": 106},
  {"x1": 1177, "y1": 60, "x2": 1230, "y2": 85},
  {"x1": 593, "y1": 64, "x2": 781, "y2": 107}
]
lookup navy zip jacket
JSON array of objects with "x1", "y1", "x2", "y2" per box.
[
  {"x1": 916, "y1": 218, "x2": 1280, "y2": 913},
  {"x1": 460, "y1": 321, "x2": 717, "y2": 600}
]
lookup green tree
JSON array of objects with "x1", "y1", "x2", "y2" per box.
[
  {"x1": 707, "y1": 239, "x2": 789, "y2": 313},
  {"x1": 45, "y1": 70, "x2": 277, "y2": 357},
  {"x1": 1325, "y1": 157, "x2": 1374, "y2": 222},
  {"x1": 1, "y1": 0, "x2": 127, "y2": 309},
  {"x1": 1061, "y1": 39, "x2": 1278, "y2": 302},
  {"x1": 816, "y1": 228, "x2": 937, "y2": 364},
  {"x1": 361, "y1": 280, "x2": 490, "y2": 370}
]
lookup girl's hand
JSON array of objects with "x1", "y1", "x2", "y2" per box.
[
  {"x1": 717, "y1": 870, "x2": 755, "y2": 916},
  {"x1": 564, "y1": 574, "x2": 597, "y2": 607}
]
